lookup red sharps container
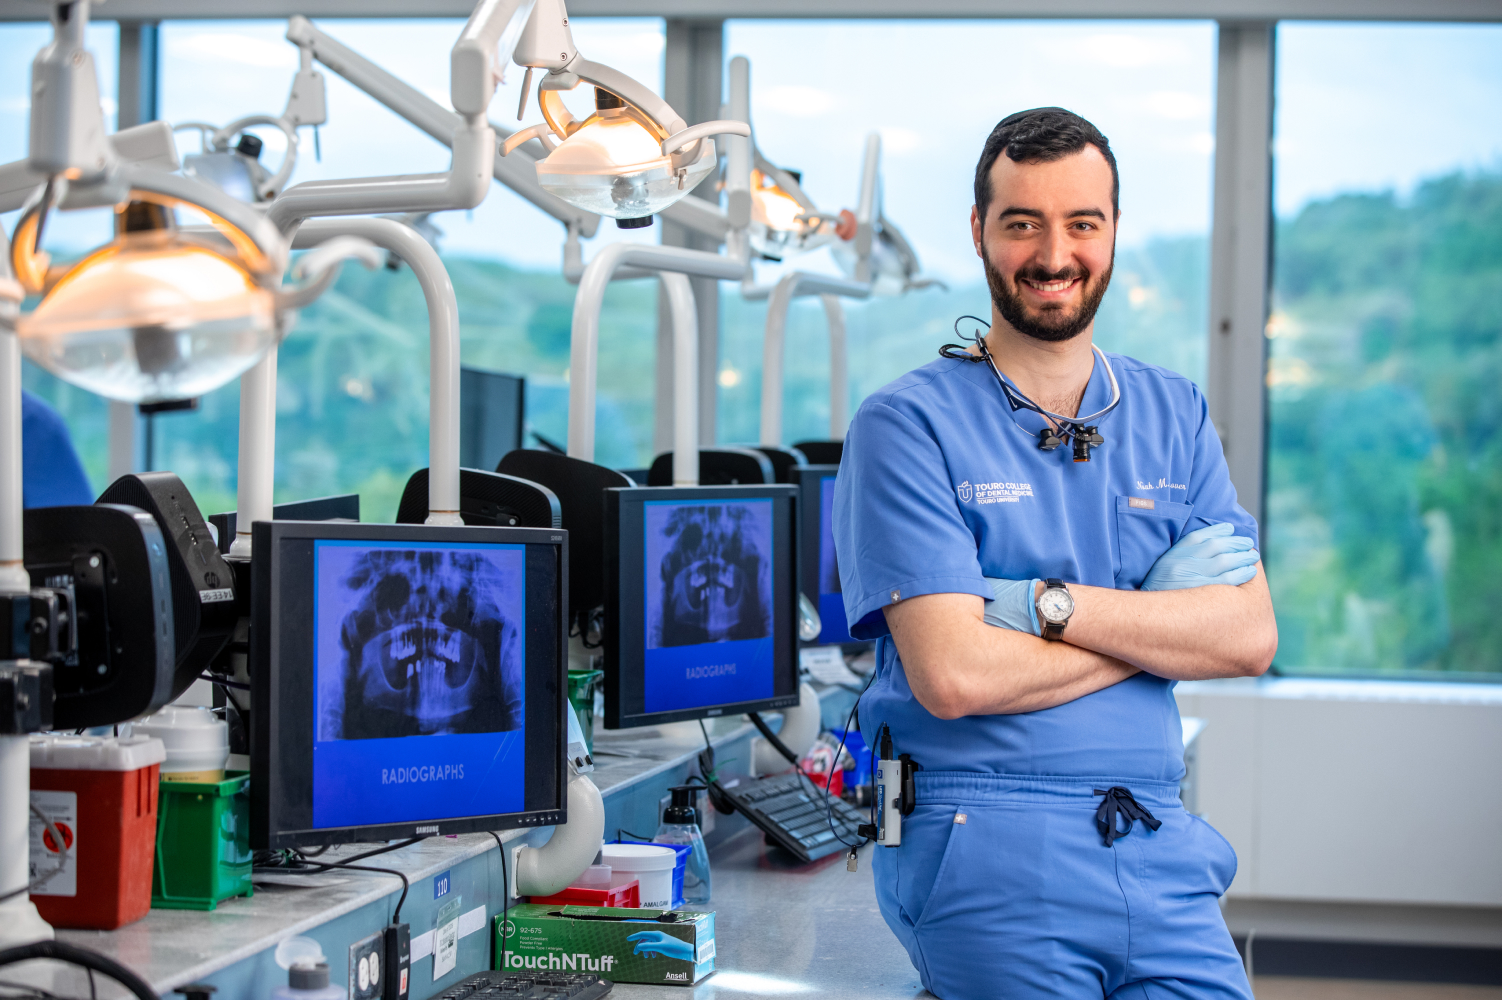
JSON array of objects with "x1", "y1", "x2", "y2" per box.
[{"x1": 29, "y1": 734, "x2": 167, "y2": 929}]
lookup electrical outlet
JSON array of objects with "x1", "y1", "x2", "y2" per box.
[{"x1": 349, "y1": 932, "x2": 382, "y2": 1000}]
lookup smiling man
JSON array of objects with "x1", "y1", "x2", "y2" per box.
[{"x1": 833, "y1": 108, "x2": 1276, "y2": 999}]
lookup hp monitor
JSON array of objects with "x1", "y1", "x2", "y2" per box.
[
  {"x1": 603, "y1": 485, "x2": 800, "y2": 729},
  {"x1": 249, "y1": 521, "x2": 568, "y2": 849},
  {"x1": 792, "y1": 466, "x2": 856, "y2": 646}
]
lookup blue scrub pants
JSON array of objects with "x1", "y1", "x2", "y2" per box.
[{"x1": 874, "y1": 772, "x2": 1251, "y2": 1000}]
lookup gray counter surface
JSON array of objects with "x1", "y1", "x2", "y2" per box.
[{"x1": 611, "y1": 827, "x2": 927, "y2": 1000}]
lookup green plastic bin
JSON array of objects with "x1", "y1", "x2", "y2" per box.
[
  {"x1": 151, "y1": 770, "x2": 253, "y2": 910},
  {"x1": 567, "y1": 669, "x2": 604, "y2": 753}
]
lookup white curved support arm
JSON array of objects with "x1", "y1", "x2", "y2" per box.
[
  {"x1": 855, "y1": 133, "x2": 881, "y2": 283},
  {"x1": 266, "y1": 121, "x2": 493, "y2": 234},
  {"x1": 501, "y1": 123, "x2": 558, "y2": 157},
  {"x1": 660, "y1": 273, "x2": 699, "y2": 487},
  {"x1": 759, "y1": 271, "x2": 870, "y2": 446},
  {"x1": 568, "y1": 243, "x2": 747, "y2": 462},
  {"x1": 0, "y1": 231, "x2": 25, "y2": 596},
  {"x1": 285, "y1": 15, "x2": 597, "y2": 237},
  {"x1": 294, "y1": 218, "x2": 464, "y2": 526},
  {"x1": 751, "y1": 682, "x2": 822, "y2": 776},
  {"x1": 0, "y1": 121, "x2": 180, "y2": 215},
  {"x1": 823, "y1": 294, "x2": 849, "y2": 441},
  {"x1": 278, "y1": 235, "x2": 382, "y2": 310},
  {"x1": 725, "y1": 57, "x2": 752, "y2": 229},
  {"x1": 513, "y1": 772, "x2": 605, "y2": 898},
  {"x1": 213, "y1": 113, "x2": 299, "y2": 201},
  {"x1": 229, "y1": 350, "x2": 278, "y2": 561},
  {"x1": 662, "y1": 120, "x2": 750, "y2": 157},
  {"x1": 451, "y1": 0, "x2": 539, "y2": 121}
]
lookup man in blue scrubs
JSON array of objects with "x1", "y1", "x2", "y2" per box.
[
  {"x1": 833, "y1": 108, "x2": 1277, "y2": 999},
  {"x1": 23, "y1": 390, "x2": 93, "y2": 507}
]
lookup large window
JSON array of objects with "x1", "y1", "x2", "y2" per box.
[
  {"x1": 717, "y1": 20, "x2": 1215, "y2": 445},
  {"x1": 1266, "y1": 23, "x2": 1502, "y2": 677}
]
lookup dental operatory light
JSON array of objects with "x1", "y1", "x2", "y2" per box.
[
  {"x1": 13, "y1": 198, "x2": 278, "y2": 403},
  {"x1": 502, "y1": 0, "x2": 748, "y2": 228},
  {"x1": 747, "y1": 168, "x2": 834, "y2": 261},
  {"x1": 7, "y1": 0, "x2": 372, "y2": 406},
  {"x1": 534, "y1": 88, "x2": 716, "y2": 227}
]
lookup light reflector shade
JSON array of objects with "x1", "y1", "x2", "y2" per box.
[
  {"x1": 536, "y1": 116, "x2": 715, "y2": 220},
  {"x1": 16, "y1": 236, "x2": 276, "y2": 403}
]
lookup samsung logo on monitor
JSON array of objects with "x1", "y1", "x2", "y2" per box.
[{"x1": 415, "y1": 825, "x2": 440, "y2": 834}]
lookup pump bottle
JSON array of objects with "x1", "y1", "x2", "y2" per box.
[{"x1": 654, "y1": 784, "x2": 711, "y2": 905}]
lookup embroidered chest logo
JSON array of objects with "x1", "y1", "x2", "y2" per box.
[
  {"x1": 1135, "y1": 477, "x2": 1187, "y2": 492},
  {"x1": 957, "y1": 480, "x2": 1034, "y2": 505}
]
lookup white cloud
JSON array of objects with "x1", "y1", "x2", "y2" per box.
[
  {"x1": 166, "y1": 33, "x2": 297, "y2": 70},
  {"x1": 757, "y1": 84, "x2": 839, "y2": 118},
  {"x1": 1080, "y1": 34, "x2": 1185, "y2": 69},
  {"x1": 1142, "y1": 90, "x2": 1209, "y2": 121},
  {"x1": 879, "y1": 126, "x2": 922, "y2": 155}
]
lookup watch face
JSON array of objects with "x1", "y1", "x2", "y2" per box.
[{"x1": 1038, "y1": 587, "x2": 1074, "y2": 624}]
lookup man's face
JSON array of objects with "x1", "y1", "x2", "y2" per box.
[{"x1": 970, "y1": 145, "x2": 1117, "y2": 343}]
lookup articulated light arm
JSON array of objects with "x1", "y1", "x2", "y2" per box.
[
  {"x1": 283, "y1": 15, "x2": 598, "y2": 236},
  {"x1": 268, "y1": 0, "x2": 543, "y2": 233},
  {"x1": 568, "y1": 244, "x2": 745, "y2": 463}
]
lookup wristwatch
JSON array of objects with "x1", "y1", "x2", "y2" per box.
[{"x1": 1036, "y1": 578, "x2": 1074, "y2": 641}]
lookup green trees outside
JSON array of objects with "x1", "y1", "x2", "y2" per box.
[{"x1": 1266, "y1": 170, "x2": 1502, "y2": 676}]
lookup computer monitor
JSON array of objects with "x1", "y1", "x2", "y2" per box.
[
  {"x1": 210, "y1": 494, "x2": 360, "y2": 554},
  {"x1": 646, "y1": 447, "x2": 773, "y2": 487},
  {"x1": 461, "y1": 367, "x2": 525, "y2": 471},
  {"x1": 792, "y1": 440, "x2": 843, "y2": 466},
  {"x1": 792, "y1": 465, "x2": 856, "y2": 646},
  {"x1": 393, "y1": 467, "x2": 561, "y2": 529},
  {"x1": 603, "y1": 485, "x2": 800, "y2": 729},
  {"x1": 740, "y1": 445, "x2": 807, "y2": 485},
  {"x1": 249, "y1": 520, "x2": 568, "y2": 849}
]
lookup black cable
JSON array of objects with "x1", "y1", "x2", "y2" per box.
[
  {"x1": 488, "y1": 832, "x2": 508, "y2": 975},
  {"x1": 695, "y1": 720, "x2": 735, "y2": 816},
  {"x1": 825, "y1": 666, "x2": 877, "y2": 850},
  {"x1": 86, "y1": 968, "x2": 95, "y2": 1000},
  {"x1": 339, "y1": 836, "x2": 427, "y2": 865},
  {"x1": 746, "y1": 712, "x2": 808, "y2": 775},
  {"x1": 200, "y1": 672, "x2": 249, "y2": 691},
  {"x1": 0, "y1": 942, "x2": 158, "y2": 1000},
  {"x1": 252, "y1": 860, "x2": 411, "y2": 923}
]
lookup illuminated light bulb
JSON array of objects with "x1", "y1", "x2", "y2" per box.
[
  {"x1": 748, "y1": 168, "x2": 833, "y2": 261},
  {"x1": 536, "y1": 89, "x2": 715, "y2": 226},
  {"x1": 15, "y1": 200, "x2": 277, "y2": 403}
]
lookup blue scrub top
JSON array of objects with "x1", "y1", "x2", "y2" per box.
[
  {"x1": 833, "y1": 349, "x2": 1257, "y2": 782},
  {"x1": 23, "y1": 390, "x2": 94, "y2": 508}
]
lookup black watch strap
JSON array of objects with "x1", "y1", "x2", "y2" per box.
[{"x1": 1040, "y1": 578, "x2": 1068, "y2": 641}]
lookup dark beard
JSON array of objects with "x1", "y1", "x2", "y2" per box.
[{"x1": 983, "y1": 244, "x2": 1113, "y2": 344}]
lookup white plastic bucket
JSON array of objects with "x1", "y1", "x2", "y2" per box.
[
  {"x1": 132, "y1": 705, "x2": 229, "y2": 781},
  {"x1": 601, "y1": 843, "x2": 677, "y2": 909}
]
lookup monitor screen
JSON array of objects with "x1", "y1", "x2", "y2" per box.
[
  {"x1": 604, "y1": 485, "x2": 799, "y2": 729},
  {"x1": 251, "y1": 521, "x2": 567, "y2": 848},
  {"x1": 794, "y1": 466, "x2": 855, "y2": 646},
  {"x1": 460, "y1": 367, "x2": 525, "y2": 471}
]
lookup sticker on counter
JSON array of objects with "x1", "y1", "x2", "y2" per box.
[{"x1": 433, "y1": 895, "x2": 461, "y2": 980}]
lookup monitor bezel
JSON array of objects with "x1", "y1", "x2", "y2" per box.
[
  {"x1": 791, "y1": 465, "x2": 842, "y2": 647},
  {"x1": 603, "y1": 484, "x2": 801, "y2": 730},
  {"x1": 250, "y1": 519, "x2": 569, "y2": 850}
]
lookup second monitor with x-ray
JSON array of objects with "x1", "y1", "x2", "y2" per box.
[{"x1": 603, "y1": 484, "x2": 799, "y2": 729}]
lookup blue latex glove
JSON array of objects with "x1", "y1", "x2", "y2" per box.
[
  {"x1": 626, "y1": 930, "x2": 694, "y2": 961},
  {"x1": 982, "y1": 577, "x2": 1041, "y2": 635},
  {"x1": 1141, "y1": 522, "x2": 1260, "y2": 591}
]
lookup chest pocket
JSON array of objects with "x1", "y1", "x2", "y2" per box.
[{"x1": 1115, "y1": 495, "x2": 1193, "y2": 589}]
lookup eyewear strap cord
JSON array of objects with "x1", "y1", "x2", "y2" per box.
[{"x1": 939, "y1": 315, "x2": 1122, "y2": 453}]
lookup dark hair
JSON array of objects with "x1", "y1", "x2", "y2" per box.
[{"x1": 973, "y1": 107, "x2": 1119, "y2": 222}]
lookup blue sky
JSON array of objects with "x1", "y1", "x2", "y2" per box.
[{"x1": 1, "y1": 18, "x2": 1499, "y2": 283}]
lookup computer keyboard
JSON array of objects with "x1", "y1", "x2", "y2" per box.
[
  {"x1": 723, "y1": 771, "x2": 868, "y2": 864},
  {"x1": 437, "y1": 970, "x2": 612, "y2": 1000}
]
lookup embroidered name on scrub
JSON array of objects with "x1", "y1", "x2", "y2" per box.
[{"x1": 958, "y1": 480, "x2": 1034, "y2": 504}]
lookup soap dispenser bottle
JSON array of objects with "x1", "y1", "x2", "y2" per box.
[
  {"x1": 272, "y1": 960, "x2": 346, "y2": 1000},
  {"x1": 655, "y1": 784, "x2": 711, "y2": 905}
]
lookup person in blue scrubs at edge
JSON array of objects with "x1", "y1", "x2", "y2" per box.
[
  {"x1": 833, "y1": 107, "x2": 1278, "y2": 1000},
  {"x1": 23, "y1": 389, "x2": 94, "y2": 507}
]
